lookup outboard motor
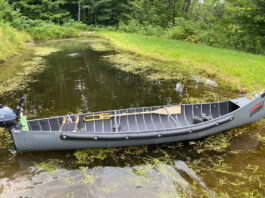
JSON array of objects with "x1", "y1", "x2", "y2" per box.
[{"x1": 0, "y1": 98, "x2": 24, "y2": 130}]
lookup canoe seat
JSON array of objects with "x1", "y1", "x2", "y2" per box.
[{"x1": 193, "y1": 113, "x2": 212, "y2": 124}]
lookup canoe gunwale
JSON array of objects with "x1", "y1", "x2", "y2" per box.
[
  {"x1": 26, "y1": 100, "x2": 234, "y2": 123},
  {"x1": 59, "y1": 114, "x2": 234, "y2": 141}
]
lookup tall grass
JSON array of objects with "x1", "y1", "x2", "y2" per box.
[
  {"x1": 0, "y1": 23, "x2": 31, "y2": 62},
  {"x1": 97, "y1": 31, "x2": 265, "y2": 92},
  {"x1": 18, "y1": 20, "x2": 83, "y2": 40},
  {"x1": 12, "y1": 19, "x2": 95, "y2": 40}
]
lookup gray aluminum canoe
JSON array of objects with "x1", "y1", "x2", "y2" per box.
[{"x1": 11, "y1": 92, "x2": 265, "y2": 151}]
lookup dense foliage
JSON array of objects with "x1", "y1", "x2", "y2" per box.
[
  {"x1": 0, "y1": 0, "x2": 19, "y2": 23},
  {"x1": 120, "y1": 0, "x2": 265, "y2": 54},
  {"x1": 0, "y1": 0, "x2": 264, "y2": 54},
  {"x1": 9, "y1": 0, "x2": 70, "y2": 24}
]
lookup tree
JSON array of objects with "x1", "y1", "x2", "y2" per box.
[
  {"x1": 10, "y1": 0, "x2": 70, "y2": 23},
  {"x1": 225, "y1": 0, "x2": 265, "y2": 53},
  {"x1": 183, "y1": 0, "x2": 191, "y2": 14},
  {"x1": 78, "y1": 0, "x2": 81, "y2": 21},
  {"x1": 0, "y1": 0, "x2": 20, "y2": 23},
  {"x1": 75, "y1": 0, "x2": 125, "y2": 25},
  {"x1": 127, "y1": 0, "x2": 168, "y2": 27}
]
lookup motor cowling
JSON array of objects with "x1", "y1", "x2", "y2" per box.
[{"x1": 0, "y1": 104, "x2": 17, "y2": 129}]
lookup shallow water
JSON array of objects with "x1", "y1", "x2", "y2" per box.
[{"x1": 0, "y1": 38, "x2": 264, "y2": 197}]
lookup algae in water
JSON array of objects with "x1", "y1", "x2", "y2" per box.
[
  {"x1": 33, "y1": 47, "x2": 61, "y2": 56},
  {"x1": 0, "y1": 46, "x2": 60, "y2": 96},
  {"x1": 103, "y1": 53, "x2": 187, "y2": 81},
  {"x1": 34, "y1": 159, "x2": 61, "y2": 172}
]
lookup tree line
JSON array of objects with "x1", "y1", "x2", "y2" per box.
[{"x1": 1, "y1": 0, "x2": 264, "y2": 54}]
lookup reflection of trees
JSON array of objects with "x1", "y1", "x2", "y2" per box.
[{"x1": 0, "y1": 40, "x2": 214, "y2": 120}]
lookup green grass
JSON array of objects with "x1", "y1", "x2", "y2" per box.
[
  {"x1": 96, "y1": 31, "x2": 265, "y2": 92},
  {"x1": 0, "y1": 23, "x2": 32, "y2": 62}
]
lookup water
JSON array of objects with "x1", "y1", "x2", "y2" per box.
[{"x1": 0, "y1": 38, "x2": 264, "y2": 197}]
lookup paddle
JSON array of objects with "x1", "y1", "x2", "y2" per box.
[{"x1": 83, "y1": 106, "x2": 181, "y2": 121}]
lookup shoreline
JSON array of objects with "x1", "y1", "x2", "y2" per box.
[{"x1": 95, "y1": 31, "x2": 265, "y2": 93}]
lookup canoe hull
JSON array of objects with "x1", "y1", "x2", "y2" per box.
[{"x1": 11, "y1": 94, "x2": 265, "y2": 152}]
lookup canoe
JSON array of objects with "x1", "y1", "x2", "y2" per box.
[{"x1": 2, "y1": 92, "x2": 265, "y2": 151}]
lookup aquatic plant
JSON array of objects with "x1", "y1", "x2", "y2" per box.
[
  {"x1": 0, "y1": 46, "x2": 60, "y2": 96},
  {"x1": 89, "y1": 40, "x2": 113, "y2": 52},
  {"x1": 182, "y1": 91, "x2": 225, "y2": 104},
  {"x1": 191, "y1": 124, "x2": 254, "y2": 154},
  {"x1": 186, "y1": 156, "x2": 265, "y2": 197},
  {"x1": 33, "y1": 159, "x2": 61, "y2": 172},
  {"x1": 257, "y1": 134, "x2": 265, "y2": 145},
  {"x1": 0, "y1": 128, "x2": 13, "y2": 148},
  {"x1": 103, "y1": 53, "x2": 188, "y2": 82},
  {"x1": 74, "y1": 148, "x2": 119, "y2": 165},
  {"x1": 80, "y1": 167, "x2": 95, "y2": 184},
  {"x1": 32, "y1": 47, "x2": 60, "y2": 56}
]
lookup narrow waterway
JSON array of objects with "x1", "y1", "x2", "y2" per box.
[{"x1": 0, "y1": 38, "x2": 264, "y2": 197}]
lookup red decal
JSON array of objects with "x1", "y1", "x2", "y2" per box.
[
  {"x1": 250, "y1": 101, "x2": 264, "y2": 117},
  {"x1": 250, "y1": 104, "x2": 259, "y2": 113}
]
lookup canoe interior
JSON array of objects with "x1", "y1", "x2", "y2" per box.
[{"x1": 27, "y1": 101, "x2": 239, "y2": 133}]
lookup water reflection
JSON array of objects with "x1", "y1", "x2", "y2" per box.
[{"x1": 0, "y1": 39, "x2": 220, "y2": 119}]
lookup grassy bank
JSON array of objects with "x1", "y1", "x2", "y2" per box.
[
  {"x1": 96, "y1": 32, "x2": 265, "y2": 92},
  {"x1": 0, "y1": 21, "x2": 86, "y2": 62},
  {"x1": 0, "y1": 23, "x2": 32, "y2": 62}
]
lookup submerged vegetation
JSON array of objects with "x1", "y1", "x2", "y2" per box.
[
  {"x1": 0, "y1": 46, "x2": 60, "y2": 96},
  {"x1": 103, "y1": 53, "x2": 188, "y2": 81},
  {"x1": 72, "y1": 120, "x2": 265, "y2": 197},
  {"x1": 0, "y1": 128, "x2": 13, "y2": 149},
  {"x1": 34, "y1": 159, "x2": 61, "y2": 172}
]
